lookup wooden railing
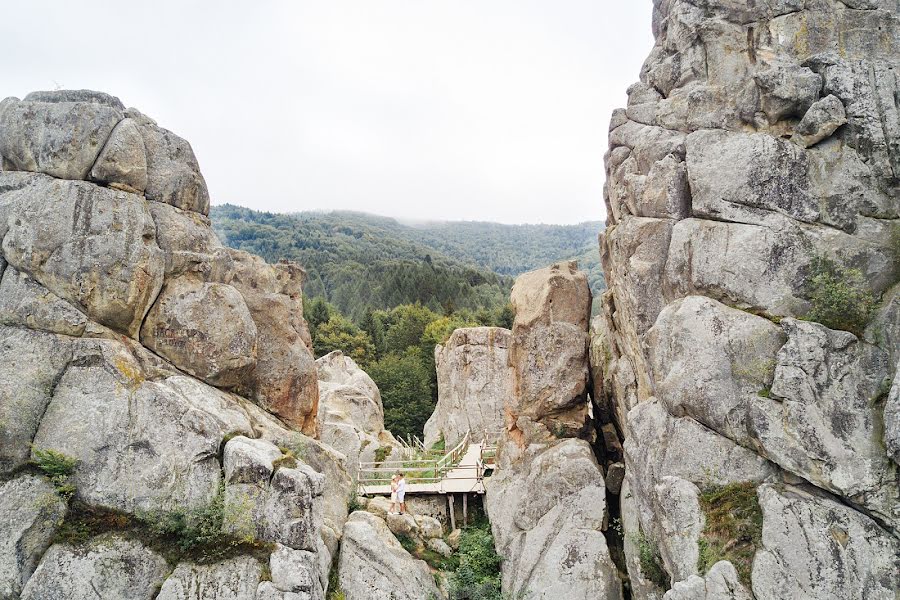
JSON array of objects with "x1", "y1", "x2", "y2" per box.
[{"x1": 357, "y1": 431, "x2": 470, "y2": 488}]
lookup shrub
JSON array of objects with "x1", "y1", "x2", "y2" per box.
[
  {"x1": 448, "y1": 521, "x2": 503, "y2": 600},
  {"x1": 31, "y1": 447, "x2": 78, "y2": 498},
  {"x1": 805, "y1": 256, "x2": 876, "y2": 336},
  {"x1": 696, "y1": 482, "x2": 762, "y2": 587}
]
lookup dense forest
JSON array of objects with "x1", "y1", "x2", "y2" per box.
[
  {"x1": 211, "y1": 206, "x2": 604, "y2": 320},
  {"x1": 211, "y1": 205, "x2": 604, "y2": 437}
]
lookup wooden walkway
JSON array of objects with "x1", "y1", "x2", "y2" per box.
[{"x1": 357, "y1": 431, "x2": 499, "y2": 496}]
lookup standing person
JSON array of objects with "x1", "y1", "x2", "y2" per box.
[
  {"x1": 388, "y1": 473, "x2": 399, "y2": 515},
  {"x1": 397, "y1": 471, "x2": 407, "y2": 515}
]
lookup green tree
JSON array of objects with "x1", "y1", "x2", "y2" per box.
[
  {"x1": 368, "y1": 347, "x2": 434, "y2": 440},
  {"x1": 314, "y1": 315, "x2": 376, "y2": 366},
  {"x1": 304, "y1": 297, "x2": 334, "y2": 340},
  {"x1": 382, "y1": 304, "x2": 440, "y2": 355}
]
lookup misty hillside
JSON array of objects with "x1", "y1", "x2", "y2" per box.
[{"x1": 210, "y1": 205, "x2": 605, "y2": 320}]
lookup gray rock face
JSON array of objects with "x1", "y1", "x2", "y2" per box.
[
  {"x1": 886, "y1": 362, "x2": 900, "y2": 466},
  {"x1": 0, "y1": 174, "x2": 165, "y2": 338},
  {"x1": 268, "y1": 544, "x2": 324, "y2": 600},
  {"x1": 0, "y1": 475, "x2": 66, "y2": 599},
  {"x1": 0, "y1": 327, "x2": 72, "y2": 474},
  {"x1": 141, "y1": 275, "x2": 258, "y2": 388},
  {"x1": 424, "y1": 327, "x2": 513, "y2": 448},
  {"x1": 751, "y1": 484, "x2": 899, "y2": 600},
  {"x1": 156, "y1": 556, "x2": 263, "y2": 600},
  {"x1": 337, "y1": 511, "x2": 440, "y2": 600},
  {"x1": 20, "y1": 535, "x2": 168, "y2": 600},
  {"x1": 0, "y1": 267, "x2": 88, "y2": 336},
  {"x1": 599, "y1": 2, "x2": 900, "y2": 597},
  {"x1": 0, "y1": 94, "x2": 123, "y2": 180}
]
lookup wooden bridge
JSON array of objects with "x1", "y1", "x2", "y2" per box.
[{"x1": 357, "y1": 430, "x2": 500, "y2": 496}]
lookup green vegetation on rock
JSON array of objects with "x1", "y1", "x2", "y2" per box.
[
  {"x1": 805, "y1": 256, "x2": 876, "y2": 336},
  {"x1": 30, "y1": 447, "x2": 78, "y2": 498},
  {"x1": 633, "y1": 529, "x2": 668, "y2": 590},
  {"x1": 448, "y1": 520, "x2": 503, "y2": 600},
  {"x1": 696, "y1": 482, "x2": 763, "y2": 587}
]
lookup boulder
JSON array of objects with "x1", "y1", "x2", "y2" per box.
[
  {"x1": 146, "y1": 202, "x2": 223, "y2": 275},
  {"x1": 337, "y1": 511, "x2": 440, "y2": 600},
  {"x1": 424, "y1": 327, "x2": 513, "y2": 448},
  {"x1": 141, "y1": 275, "x2": 258, "y2": 388},
  {"x1": 316, "y1": 351, "x2": 398, "y2": 476},
  {"x1": 508, "y1": 261, "x2": 593, "y2": 437},
  {"x1": 138, "y1": 121, "x2": 210, "y2": 214},
  {"x1": 0, "y1": 475, "x2": 67, "y2": 599},
  {"x1": 223, "y1": 436, "x2": 324, "y2": 551},
  {"x1": 792, "y1": 95, "x2": 848, "y2": 148},
  {"x1": 268, "y1": 544, "x2": 324, "y2": 600},
  {"x1": 0, "y1": 175, "x2": 164, "y2": 338},
  {"x1": 663, "y1": 561, "x2": 751, "y2": 600},
  {"x1": 90, "y1": 117, "x2": 148, "y2": 193},
  {"x1": 0, "y1": 93, "x2": 123, "y2": 180},
  {"x1": 20, "y1": 535, "x2": 168, "y2": 600},
  {"x1": 752, "y1": 484, "x2": 899, "y2": 600},
  {"x1": 487, "y1": 439, "x2": 622, "y2": 600},
  {"x1": 156, "y1": 556, "x2": 263, "y2": 600}
]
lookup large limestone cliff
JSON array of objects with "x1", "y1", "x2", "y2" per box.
[
  {"x1": 0, "y1": 90, "x2": 345, "y2": 600},
  {"x1": 597, "y1": 2, "x2": 899, "y2": 599}
]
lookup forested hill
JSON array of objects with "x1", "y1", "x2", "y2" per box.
[{"x1": 210, "y1": 205, "x2": 604, "y2": 320}]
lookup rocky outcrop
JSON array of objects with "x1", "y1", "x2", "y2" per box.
[
  {"x1": 337, "y1": 511, "x2": 441, "y2": 600},
  {"x1": 597, "y1": 2, "x2": 900, "y2": 598},
  {"x1": 486, "y1": 262, "x2": 622, "y2": 600},
  {"x1": 0, "y1": 91, "x2": 336, "y2": 597},
  {"x1": 424, "y1": 326, "x2": 513, "y2": 448},
  {"x1": 316, "y1": 351, "x2": 400, "y2": 479}
]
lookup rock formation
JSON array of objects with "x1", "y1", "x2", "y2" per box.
[
  {"x1": 596, "y1": 2, "x2": 900, "y2": 599},
  {"x1": 424, "y1": 326, "x2": 514, "y2": 448},
  {"x1": 486, "y1": 261, "x2": 623, "y2": 600},
  {"x1": 316, "y1": 350, "x2": 401, "y2": 479},
  {"x1": 0, "y1": 90, "x2": 345, "y2": 599}
]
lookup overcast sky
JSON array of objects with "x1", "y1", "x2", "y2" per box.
[{"x1": 1, "y1": 1, "x2": 653, "y2": 224}]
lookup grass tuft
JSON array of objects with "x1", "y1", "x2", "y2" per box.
[{"x1": 696, "y1": 482, "x2": 762, "y2": 587}]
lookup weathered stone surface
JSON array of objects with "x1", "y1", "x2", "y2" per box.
[
  {"x1": 156, "y1": 556, "x2": 263, "y2": 600},
  {"x1": 90, "y1": 117, "x2": 148, "y2": 193},
  {"x1": 1, "y1": 175, "x2": 164, "y2": 338},
  {"x1": 32, "y1": 340, "x2": 250, "y2": 513},
  {"x1": 752, "y1": 484, "x2": 900, "y2": 600},
  {"x1": 487, "y1": 439, "x2": 622, "y2": 600},
  {"x1": 223, "y1": 436, "x2": 324, "y2": 551},
  {"x1": 269, "y1": 544, "x2": 324, "y2": 600},
  {"x1": 663, "y1": 561, "x2": 751, "y2": 600},
  {"x1": 146, "y1": 202, "x2": 223, "y2": 275},
  {"x1": 337, "y1": 511, "x2": 440, "y2": 600},
  {"x1": 0, "y1": 327, "x2": 72, "y2": 474},
  {"x1": 424, "y1": 327, "x2": 513, "y2": 448},
  {"x1": 792, "y1": 94, "x2": 847, "y2": 148},
  {"x1": 139, "y1": 122, "x2": 210, "y2": 214},
  {"x1": 212, "y1": 249, "x2": 319, "y2": 436},
  {"x1": 0, "y1": 475, "x2": 66, "y2": 599},
  {"x1": 0, "y1": 267, "x2": 87, "y2": 336},
  {"x1": 508, "y1": 262, "x2": 593, "y2": 437},
  {"x1": 750, "y1": 318, "x2": 897, "y2": 526},
  {"x1": 646, "y1": 296, "x2": 785, "y2": 446},
  {"x1": 141, "y1": 275, "x2": 258, "y2": 388},
  {"x1": 0, "y1": 94, "x2": 123, "y2": 180},
  {"x1": 20, "y1": 535, "x2": 168, "y2": 600},
  {"x1": 886, "y1": 362, "x2": 900, "y2": 466},
  {"x1": 316, "y1": 351, "x2": 398, "y2": 477}
]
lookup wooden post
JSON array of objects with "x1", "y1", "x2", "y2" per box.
[
  {"x1": 462, "y1": 493, "x2": 469, "y2": 526},
  {"x1": 448, "y1": 494, "x2": 457, "y2": 531}
]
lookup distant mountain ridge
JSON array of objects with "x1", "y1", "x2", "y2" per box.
[{"x1": 211, "y1": 205, "x2": 605, "y2": 320}]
